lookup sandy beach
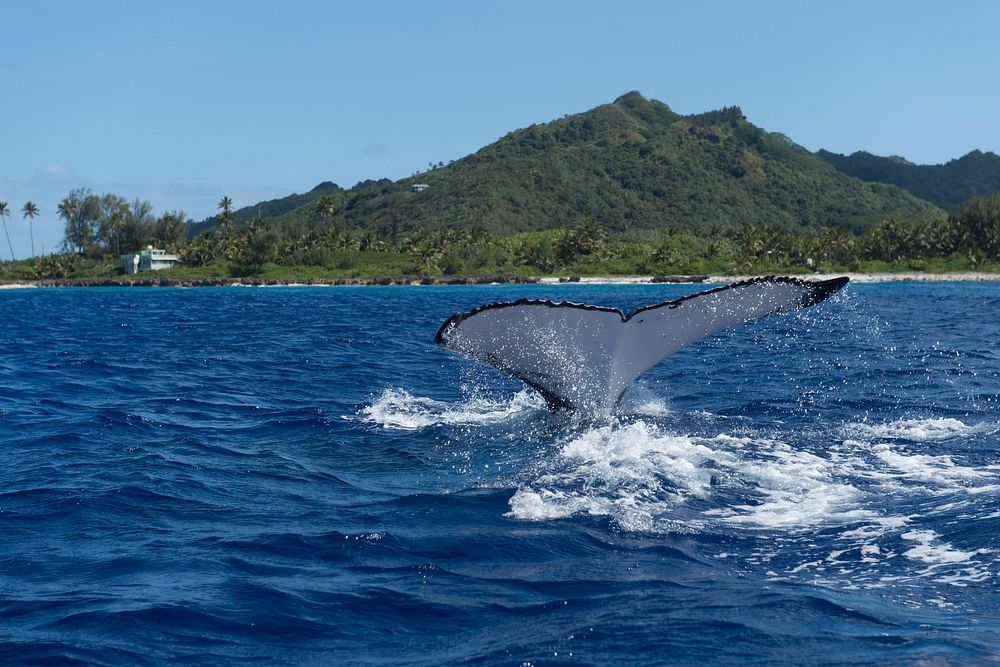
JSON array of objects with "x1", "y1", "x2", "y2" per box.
[{"x1": 537, "y1": 272, "x2": 1000, "y2": 285}]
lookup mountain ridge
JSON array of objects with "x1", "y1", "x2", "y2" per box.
[
  {"x1": 195, "y1": 92, "x2": 947, "y2": 237},
  {"x1": 816, "y1": 148, "x2": 1000, "y2": 213}
]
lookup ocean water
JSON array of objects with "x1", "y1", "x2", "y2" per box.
[{"x1": 0, "y1": 282, "x2": 998, "y2": 665}]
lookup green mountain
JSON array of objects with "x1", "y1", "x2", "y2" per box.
[
  {"x1": 197, "y1": 92, "x2": 945, "y2": 237},
  {"x1": 816, "y1": 149, "x2": 1000, "y2": 213},
  {"x1": 188, "y1": 181, "x2": 345, "y2": 236}
]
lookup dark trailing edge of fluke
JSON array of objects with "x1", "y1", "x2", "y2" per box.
[
  {"x1": 436, "y1": 276, "x2": 848, "y2": 343},
  {"x1": 436, "y1": 276, "x2": 849, "y2": 412}
]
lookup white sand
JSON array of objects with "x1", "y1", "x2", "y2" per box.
[{"x1": 537, "y1": 272, "x2": 1000, "y2": 285}]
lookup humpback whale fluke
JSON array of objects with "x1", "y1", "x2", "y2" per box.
[{"x1": 436, "y1": 276, "x2": 849, "y2": 413}]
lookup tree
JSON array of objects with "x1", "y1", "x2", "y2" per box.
[
  {"x1": 357, "y1": 230, "x2": 387, "y2": 252},
  {"x1": 734, "y1": 224, "x2": 766, "y2": 263},
  {"x1": 954, "y1": 193, "x2": 1000, "y2": 260},
  {"x1": 558, "y1": 217, "x2": 608, "y2": 263},
  {"x1": 314, "y1": 195, "x2": 336, "y2": 227},
  {"x1": 180, "y1": 233, "x2": 221, "y2": 266},
  {"x1": 58, "y1": 196, "x2": 81, "y2": 252},
  {"x1": 58, "y1": 188, "x2": 102, "y2": 256},
  {"x1": 218, "y1": 196, "x2": 235, "y2": 239},
  {"x1": 29, "y1": 252, "x2": 78, "y2": 279},
  {"x1": 240, "y1": 218, "x2": 280, "y2": 270},
  {"x1": 22, "y1": 202, "x2": 39, "y2": 257},
  {"x1": 119, "y1": 198, "x2": 155, "y2": 253},
  {"x1": 517, "y1": 236, "x2": 559, "y2": 272},
  {"x1": 0, "y1": 202, "x2": 13, "y2": 261},
  {"x1": 87, "y1": 194, "x2": 154, "y2": 256},
  {"x1": 154, "y1": 211, "x2": 189, "y2": 248},
  {"x1": 96, "y1": 194, "x2": 130, "y2": 256},
  {"x1": 865, "y1": 218, "x2": 913, "y2": 262}
]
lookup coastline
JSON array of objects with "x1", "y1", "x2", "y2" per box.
[
  {"x1": 539, "y1": 272, "x2": 1000, "y2": 284},
  {"x1": 708, "y1": 271, "x2": 1000, "y2": 283},
  {"x1": 2, "y1": 271, "x2": 1000, "y2": 289}
]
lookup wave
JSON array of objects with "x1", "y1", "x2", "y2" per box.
[
  {"x1": 841, "y1": 417, "x2": 999, "y2": 442},
  {"x1": 359, "y1": 388, "x2": 545, "y2": 430},
  {"x1": 358, "y1": 389, "x2": 999, "y2": 596},
  {"x1": 506, "y1": 416, "x2": 999, "y2": 534},
  {"x1": 507, "y1": 421, "x2": 870, "y2": 532},
  {"x1": 835, "y1": 418, "x2": 998, "y2": 496}
]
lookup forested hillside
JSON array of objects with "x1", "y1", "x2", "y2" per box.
[
  {"x1": 196, "y1": 92, "x2": 944, "y2": 237},
  {"x1": 24, "y1": 91, "x2": 1000, "y2": 283},
  {"x1": 188, "y1": 181, "x2": 346, "y2": 236},
  {"x1": 817, "y1": 149, "x2": 1000, "y2": 213}
]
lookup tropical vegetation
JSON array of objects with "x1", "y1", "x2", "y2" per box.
[
  {"x1": 0, "y1": 193, "x2": 998, "y2": 282},
  {"x1": 22, "y1": 201, "x2": 39, "y2": 257},
  {"x1": 0, "y1": 202, "x2": 13, "y2": 262},
  {"x1": 817, "y1": 149, "x2": 1000, "y2": 213},
  {"x1": 1, "y1": 92, "x2": 999, "y2": 282},
  {"x1": 192, "y1": 93, "x2": 944, "y2": 240}
]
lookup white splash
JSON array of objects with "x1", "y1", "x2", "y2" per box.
[
  {"x1": 508, "y1": 421, "x2": 869, "y2": 531},
  {"x1": 838, "y1": 515, "x2": 911, "y2": 541},
  {"x1": 507, "y1": 422, "x2": 717, "y2": 532},
  {"x1": 870, "y1": 444, "x2": 991, "y2": 486},
  {"x1": 626, "y1": 397, "x2": 673, "y2": 417},
  {"x1": 900, "y1": 529, "x2": 981, "y2": 565},
  {"x1": 842, "y1": 417, "x2": 994, "y2": 442},
  {"x1": 717, "y1": 451, "x2": 868, "y2": 528},
  {"x1": 501, "y1": 411, "x2": 1000, "y2": 599},
  {"x1": 897, "y1": 530, "x2": 994, "y2": 585},
  {"x1": 835, "y1": 418, "x2": 997, "y2": 494},
  {"x1": 361, "y1": 388, "x2": 544, "y2": 430}
]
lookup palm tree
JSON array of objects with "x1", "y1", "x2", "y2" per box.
[
  {"x1": 0, "y1": 202, "x2": 13, "y2": 261},
  {"x1": 58, "y1": 196, "x2": 85, "y2": 254},
  {"x1": 109, "y1": 209, "x2": 125, "y2": 256},
  {"x1": 22, "y1": 202, "x2": 39, "y2": 257},
  {"x1": 314, "y1": 195, "x2": 336, "y2": 227},
  {"x1": 217, "y1": 196, "x2": 234, "y2": 239},
  {"x1": 357, "y1": 230, "x2": 386, "y2": 252},
  {"x1": 154, "y1": 210, "x2": 188, "y2": 248}
]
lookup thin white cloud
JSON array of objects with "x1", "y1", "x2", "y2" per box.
[
  {"x1": 43, "y1": 162, "x2": 71, "y2": 177},
  {"x1": 364, "y1": 142, "x2": 391, "y2": 156}
]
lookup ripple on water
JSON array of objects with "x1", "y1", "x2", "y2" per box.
[{"x1": 1, "y1": 284, "x2": 999, "y2": 664}]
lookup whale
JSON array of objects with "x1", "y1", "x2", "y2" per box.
[{"x1": 436, "y1": 276, "x2": 849, "y2": 413}]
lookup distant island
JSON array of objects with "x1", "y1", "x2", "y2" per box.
[{"x1": 1, "y1": 92, "x2": 999, "y2": 284}]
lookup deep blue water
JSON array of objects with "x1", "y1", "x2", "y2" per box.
[{"x1": 1, "y1": 282, "x2": 998, "y2": 666}]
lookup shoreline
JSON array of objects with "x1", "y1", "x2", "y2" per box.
[
  {"x1": 2, "y1": 271, "x2": 1000, "y2": 289},
  {"x1": 543, "y1": 272, "x2": 1000, "y2": 284}
]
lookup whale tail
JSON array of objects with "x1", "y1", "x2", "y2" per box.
[{"x1": 436, "y1": 276, "x2": 849, "y2": 413}]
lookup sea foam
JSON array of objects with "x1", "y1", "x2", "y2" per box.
[
  {"x1": 508, "y1": 421, "x2": 869, "y2": 531},
  {"x1": 361, "y1": 388, "x2": 544, "y2": 430}
]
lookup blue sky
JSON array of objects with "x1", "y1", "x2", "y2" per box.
[{"x1": 1, "y1": 0, "x2": 998, "y2": 255}]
